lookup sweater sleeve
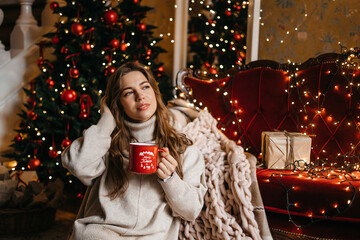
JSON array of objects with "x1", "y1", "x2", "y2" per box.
[
  {"x1": 61, "y1": 111, "x2": 116, "y2": 186},
  {"x1": 158, "y1": 145, "x2": 207, "y2": 221}
]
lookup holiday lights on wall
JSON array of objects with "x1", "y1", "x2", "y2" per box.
[
  {"x1": 260, "y1": 4, "x2": 308, "y2": 48},
  {"x1": 259, "y1": 0, "x2": 308, "y2": 61},
  {"x1": 259, "y1": 0, "x2": 360, "y2": 65}
]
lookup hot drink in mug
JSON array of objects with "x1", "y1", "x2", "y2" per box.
[{"x1": 129, "y1": 143, "x2": 164, "y2": 174}]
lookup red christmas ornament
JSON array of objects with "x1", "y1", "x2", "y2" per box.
[
  {"x1": 134, "y1": 0, "x2": 139, "y2": 3},
  {"x1": 104, "y1": 10, "x2": 118, "y2": 24},
  {"x1": 51, "y1": 36, "x2": 60, "y2": 45},
  {"x1": 234, "y1": 33, "x2": 241, "y2": 41},
  {"x1": 240, "y1": 52, "x2": 246, "y2": 58},
  {"x1": 138, "y1": 23, "x2": 146, "y2": 31},
  {"x1": 82, "y1": 43, "x2": 92, "y2": 52},
  {"x1": 49, "y1": 150, "x2": 59, "y2": 158},
  {"x1": 14, "y1": 134, "x2": 22, "y2": 142},
  {"x1": 47, "y1": 78, "x2": 55, "y2": 88},
  {"x1": 50, "y1": 1, "x2": 59, "y2": 11},
  {"x1": 158, "y1": 66, "x2": 164, "y2": 72},
  {"x1": 209, "y1": 68, "x2": 217, "y2": 74},
  {"x1": 27, "y1": 110, "x2": 37, "y2": 120},
  {"x1": 146, "y1": 49, "x2": 152, "y2": 56},
  {"x1": 105, "y1": 66, "x2": 116, "y2": 76},
  {"x1": 28, "y1": 157, "x2": 41, "y2": 170},
  {"x1": 61, "y1": 138, "x2": 72, "y2": 148},
  {"x1": 110, "y1": 39, "x2": 120, "y2": 48},
  {"x1": 188, "y1": 35, "x2": 198, "y2": 43},
  {"x1": 71, "y1": 22, "x2": 84, "y2": 36},
  {"x1": 120, "y1": 42, "x2": 128, "y2": 51},
  {"x1": 61, "y1": 47, "x2": 68, "y2": 54},
  {"x1": 225, "y1": 10, "x2": 231, "y2": 16},
  {"x1": 69, "y1": 67, "x2": 79, "y2": 78},
  {"x1": 61, "y1": 89, "x2": 77, "y2": 104}
]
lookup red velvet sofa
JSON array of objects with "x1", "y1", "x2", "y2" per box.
[{"x1": 176, "y1": 52, "x2": 360, "y2": 239}]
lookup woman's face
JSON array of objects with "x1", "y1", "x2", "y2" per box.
[{"x1": 119, "y1": 71, "x2": 157, "y2": 122}]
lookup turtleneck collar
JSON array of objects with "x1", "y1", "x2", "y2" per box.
[{"x1": 124, "y1": 114, "x2": 156, "y2": 143}]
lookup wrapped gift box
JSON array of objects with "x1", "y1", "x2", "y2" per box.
[
  {"x1": 261, "y1": 131, "x2": 312, "y2": 169},
  {"x1": 10, "y1": 170, "x2": 38, "y2": 187}
]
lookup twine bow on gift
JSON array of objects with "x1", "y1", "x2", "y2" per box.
[
  {"x1": 266, "y1": 131, "x2": 296, "y2": 169},
  {"x1": 284, "y1": 131, "x2": 298, "y2": 169}
]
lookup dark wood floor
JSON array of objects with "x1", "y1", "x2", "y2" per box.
[{"x1": 0, "y1": 209, "x2": 75, "y2": 240}]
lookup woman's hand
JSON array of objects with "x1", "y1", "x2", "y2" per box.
[{"x1": 157, "y1": 147, "x2": 178, "y2": 180}]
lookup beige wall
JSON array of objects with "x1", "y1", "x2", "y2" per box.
[
  {"x1": 142, "y1": 0, "x2": 175, "y2": 81},
  {"x1": 259, "y1": 0, "x2": 360, "y2": 63}
]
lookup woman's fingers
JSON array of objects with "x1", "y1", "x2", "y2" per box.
[
  {"x1": 156, "y1": 166, "x2": 166, "y2": 179},
  {"x1": 160, "y1": 153, "x2": 177, "y2": 172},
  {"x1": 160, "y1": 148, "x2": 177, "y2": 166},
  {"x1": 158, "y1": 161, "x2": 172, "y2": 176},
  {"x1": 157, "y1": 147, "x2": 177, "y2": 180}
]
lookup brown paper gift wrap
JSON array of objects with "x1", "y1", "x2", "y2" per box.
[{"x1": 261, "y1": 131, "x2": 312, "y2": 170}]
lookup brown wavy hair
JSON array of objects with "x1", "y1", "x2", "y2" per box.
[{"x1": 103, "y1": 62, "x2": 192, "y2": 199}]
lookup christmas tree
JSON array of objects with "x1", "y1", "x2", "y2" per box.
[
  {"x1": 7, "y1": 0, "x2": 170, "y2": 193},
  {"x1": 187, "y1": 0, "x2": 248, "y2": 74}
]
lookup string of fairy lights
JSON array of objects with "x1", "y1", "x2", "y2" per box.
[
  {"x1": 259, "y1": 0, "x2": 360, "y2": 66},
  {"x1": 177, "y1": 46, "x2": 360, "y2": 229},
  {"x1": 260, "y1": 1, "x2": 309, "y2": 49},
  {"x1": 173, "y1": 0, "x2": 360, "y2": 231},
  {"x1": 187, "y1": 0, "x2": 249, "y2": 71}
]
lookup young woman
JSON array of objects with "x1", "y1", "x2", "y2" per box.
[{"x1": 62, "y1": 62, "x2": 207, "y2": 240}]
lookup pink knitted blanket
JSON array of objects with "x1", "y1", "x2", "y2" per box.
[{"x1": 179, "y1": 111, "x2": 261, "y2": 240}]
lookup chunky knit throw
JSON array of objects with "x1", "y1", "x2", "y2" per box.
[{"x1": 179, "y1": 111, "x2": 261, "y2": 240}]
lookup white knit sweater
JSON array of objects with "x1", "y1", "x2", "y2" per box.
[{"x1": 62, "y1": 111, "x2": 207, "y2": 240}]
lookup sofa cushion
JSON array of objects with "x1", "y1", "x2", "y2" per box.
[
  {"x1": 257, "y1": 169, "x2": 360, "y2": 221},
  {"x1": 257, "y1": 168, "x2": 360, "y2": 238}
]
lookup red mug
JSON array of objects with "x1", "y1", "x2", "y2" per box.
[{"x1": 128, "y1": 143, "x2": 164, "y2": 174}]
